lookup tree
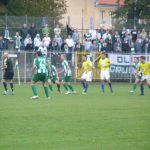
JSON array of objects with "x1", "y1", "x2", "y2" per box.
[
  {"x1": 113, "y1": 0, "x2": 150, "y2": 28},
  {"x1": 0, "y1": 0, "x2": 67, "y2": 17}
]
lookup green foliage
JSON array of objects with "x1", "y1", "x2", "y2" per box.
[
  {"x1": 112, "y1": 0, "x2": 150, "y2": 29},
  {"x1": 0, "y1": 0, "x2": 67, "y2": 17},
  {"x1": 114, "y1": 0, "x2": 150, "y2": 20}
]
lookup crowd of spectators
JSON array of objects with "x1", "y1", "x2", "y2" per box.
[
  {"x1": 0, "y1": 23, "x2": 150, "y2": 54},
  {"x1": 84, "y1": 26, "x2": 150, "y2": 53}
]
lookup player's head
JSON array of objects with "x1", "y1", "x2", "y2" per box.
[
  {"x1": 101, "y1": 52, "x2": 106, "y2": 59},
  {"x1": 140, "y1": 56, "x2": 146, "y2": 63},
  {"x1": 36, "y1": 51, "x2": 42, "y2": 57},
  {"x1": 134, "y1": 57, "x2": 139, "y2": 64},
  {"x1": 48, "y1": 59, "x2": 51, "y2": 65},
  {"x1": 3, "y1": 51, "x2": 9, "y2": 58},
  {"x1": 60, "y1": 54, "x2": 65, "y2": 61}
]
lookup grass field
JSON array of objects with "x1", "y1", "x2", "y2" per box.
[{"x1": 0, "y1": 83, "x2": 150, "y2": 150}]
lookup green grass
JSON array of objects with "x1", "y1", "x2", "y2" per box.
[{"x1": 0, "y1": 83, "x2": 150, "y2": 150}]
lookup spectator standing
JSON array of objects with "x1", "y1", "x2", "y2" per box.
[
  {"x1": 113, "y1": 31, "x2": 122, "y2": 52},
  {"x1": 43, "y1": 34, "x2": 51, "y2": 49},
  {"x1": 54, "y1": 24, "x2": 61, "y2": 36},
  {"x1": 34, "y1": 34, "x2": 41, "y2": 51},
  {"x1": 4, "y1": 27, "x2": 10, "y2": 49},
  {"x1": 42, "y1": 24, "x2": 50, "y2": 36},
  {"x1": 20, "y1": 24, "x2": 28, "y2": 48},
  {"x1": 0, "y1": 36, "x2": 5, "y2": 51},
  {"x1": 28, "y1": 23, "x2": 37, "y2": 48},
  {"x1": 66, "y1": 35, "x2": 74, "y2": 60},
  {"x1": 13, "y1": 32, "x2": 21, "y2": 52},
  {"x1": 24, "y1": 34, "x2": 33, "y2": 51},
  {"x1": 72, "y1": 29, "x2": 80, "y2": 50}
]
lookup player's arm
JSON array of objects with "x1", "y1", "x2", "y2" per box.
[
  {"x1": 32, "y1": 59, "x2": 36, "y2": 75},
  {"x1": 32, "y1": 65, "x2": 36, "y2": 75}
]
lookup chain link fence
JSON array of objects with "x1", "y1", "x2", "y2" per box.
[{"x1": 0, "y1": 51, "x2": 149, "y2": 83}]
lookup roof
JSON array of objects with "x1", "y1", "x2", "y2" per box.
[{"x1": 98, "y1": 0, "x2": 125, "y2": 6}]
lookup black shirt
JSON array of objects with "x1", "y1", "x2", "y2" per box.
[{"x1": 3, "y1": 58, "x2": 14, "y2": 72}]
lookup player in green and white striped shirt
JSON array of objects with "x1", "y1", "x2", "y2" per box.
[
  {"x1": 31, "y1": 51, "x2": 50, "y2": 99},
  {"x1": 130, "y1": 57, "x2": 142, "y2": 93},
  {"x1": 60, "y1": 54, "x2": 76, "y2": 94},
  {"x1": 47, "y1": 60, "x2": 61, "y2": 93}
]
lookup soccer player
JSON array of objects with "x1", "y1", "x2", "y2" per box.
[
  {"x1": 31, "y1": 51, "x2": 50, "y2": 99},
  {"x1": 60, "y1": 54, "x2": 76, "y2": 94},
  {"x1": 130, "y1": 57, "x2": 142, "y2": 93},
  {"x1": 2, "y1": 51, "x2": 14, "y2": 95},
  {"x1": 136, "y1": 56, "x2": 150, "y2": 95},
  {"x1": 98, "y1": 52, "x2": 113, "y2": 93},
  {"x1": 47, "y1": 60, "x2": 61, "y2": 93},
  {"x1": 81, "y1": 55, "x2": 93, "y2": 94}
]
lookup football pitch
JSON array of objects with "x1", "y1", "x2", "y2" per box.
[{"x1": 0, "y1": 83, "x2": 150, "y2": 150}]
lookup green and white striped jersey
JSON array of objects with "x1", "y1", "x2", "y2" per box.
[
  {"x1": 50, "y1": 64, "x2": 57, "y2": 77},
  {"x1": 62, "y1": 60, "x2": 72, "y2": 76},
  {"x1": 34, "y1": 56, "x2": 48, "y2": 74}
]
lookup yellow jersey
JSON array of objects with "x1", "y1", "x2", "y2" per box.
[
  {"x1": 82, "y1": 60, "x2": 92, "y2": 72},
  {"x1": 98, "y1": 58, "x2": 111, "y2": 71},
  {"x1": 138, "y1": 62, "x2": 150, "y2": 76}
]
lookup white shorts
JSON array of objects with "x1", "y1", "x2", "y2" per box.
[
  {"x1": 81, "y1": 71, "x2": 92, "y2": 82},
  {"x1": 141, "y1": 74, "x2": 150, "y2": 81},
  {"x1": 100, "y1": 70, "x2": 110, "y2": 80}
]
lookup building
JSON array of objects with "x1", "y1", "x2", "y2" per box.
[{"x1": 61, "y1": 0, "x2": 125, "y2": 30}]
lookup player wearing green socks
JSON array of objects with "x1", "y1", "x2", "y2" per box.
[
  {"x1": 130, "y1": 57, "x2": 142, "y2": 93},
  {"x1": 47, "y1": 60, "x2": 61, "y2": 93},
  {"x1": 31, "y1": 51, "x2": 50, "y2": 99},
  {"x1": 60, "y1": 54, "x2": 76, "y2": 94}
]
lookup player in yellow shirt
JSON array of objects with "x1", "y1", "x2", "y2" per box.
[
  {"x1": 98, "y1": 52, "x2": 113, "y2": 93},
  {"x1": 81, "y1": 55, "x2": 93, "y2": 94},
  {"x1": 137, "y1": 56, "x2": 150, "y2": 95}
]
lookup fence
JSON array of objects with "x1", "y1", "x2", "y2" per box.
[{"x1": 0, "y1": 51, "x2": 150, "y2": 84}]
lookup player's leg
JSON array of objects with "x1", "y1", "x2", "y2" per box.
[
  {"x1": 131, "y1": 78, "x2": 140, "y2": 93},
  {"x1": 105, "y1": 70, "x2": 113, "y2": 92},
  {"x1": 62, "y1": 79, "x2": 69, "y2": 93},
  {"x1": 47, "y1": 78, "x2": 53, "y2": 92},
  {"x1": 140, "y1": 81, "x2": 145, "y2": 95},
  {"x1": 84, "y1": 71, "x2": 92, "y2": 93},
  {"x1": 3, "y1": 71, "x2": 8, "y2": 95},
  {"x1": 31, "y1": 74, "x2": 39, "y2": 99},
  {"x1": 9, "y1": 72, "x2": 14, "y2": 94},
  {"x1": 56, "y1": 80, "x2": 61, "y2": 93},
  {"x1": 43, "y1": 82, "x2": 50, "y2": 98},
  {"x1": 81, "y1": 72, "x2": 87, "y2": 93},
  {"x1": 67, "y1": 76, "x2": 76, "y2": 94},
  {"x1": 3, "y1": 79, "x2": 8, "y2": 95},
  {"x1": 100, "y1": 71, "x2": 105, "y2": 93}
]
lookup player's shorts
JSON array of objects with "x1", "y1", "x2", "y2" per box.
[
  {"x1": 100, "y1": 70, "x2": 110, "y2": 80},
  {"x1": 64, "y1": 75, "x2": 71, "y2": 82},
  {"x1": 81, "y1": 71, "x2": 92, "y2": 82},
  {"x1": 32, "y1": 73, "x2": 48, "y2": 83},
  {"x1": 4, "y1": 71, "x2": 14, "y2": 80},
  {"x1": 51, "y1": 76, "x2": 57, "y2": 84},
  {"x1": 136, "y1": 75, "x2": 142, "y2": 81},
  {"x1": 141, "y1": 74, "x2": 150, "y2": 81}
]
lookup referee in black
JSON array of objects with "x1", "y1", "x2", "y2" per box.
[{"x1": 2, "y1": 51, "x2": 14, "y2": 95}]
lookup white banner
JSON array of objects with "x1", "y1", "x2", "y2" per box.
[{"x1": 109, "y1": 53, "x2": 150, "y2": 65}]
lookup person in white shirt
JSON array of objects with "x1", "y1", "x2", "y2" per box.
[
  {"x1": 66, "y1": 35, "x2": 74, "y2": 50},
  {"x1": 54, "y1": 24, "x2": 61, "y2": 36},
  {"x1": 38, "y1": 42, "x2": 47, "y2": 57},
  {"x1": 43, "y1": 34, "x2": 51, "y2": 48},
  {"x1": 24, "y1": 34, "x2": 32, "y2": 50},
  {"x1": 34, "y1": 34, "x2": 41, "y2": 51}
]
